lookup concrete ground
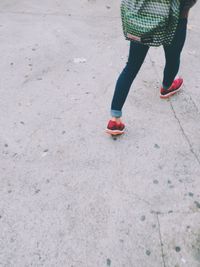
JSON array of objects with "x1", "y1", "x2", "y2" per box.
[{"x1": 0, "y1": 1, "x2": 200, "y2": 266}]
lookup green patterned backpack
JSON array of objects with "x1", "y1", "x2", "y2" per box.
[{"x1": 121, "y1": 0, "x2": 181, "y2": 46}]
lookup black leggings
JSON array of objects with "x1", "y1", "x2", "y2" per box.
[{"x1": 111, "y1": 18, "x2": 188, "y2": 118}]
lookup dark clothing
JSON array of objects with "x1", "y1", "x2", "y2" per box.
[
  {"x1": 180, "y1": 0, "x2": 197, "y2": 17},
  {"x1": 181, "y1": 0, "x2": 197, "y2": 10},
  {"x1": 111, "y1": 19, "x2": 187, "y2": 117}
]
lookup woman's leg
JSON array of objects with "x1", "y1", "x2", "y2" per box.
[
  {"x1": 111, "y1": 42, "x2": 149, "y2": 118},
  {"x1": 163, "y1": 18, "x2": 188, "y2": 88}
]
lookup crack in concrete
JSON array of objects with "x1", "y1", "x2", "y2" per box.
[
  {"x1": 148, "y1": 53, "x2": 161, "y2": 80},
  {"x1": 133, "y1": 194, "x2": 152, "y2": 207},
  {"x1": 148, "y1": 52, "x2": 200, "y2": 168},
  {"x1": 156, "y1": 213, "x2": 167, "y2": 267},
  {"x1": 0, "y1": 10, "x2": 120, "y2": 20},
  {"x1": 183, "y1": 90, "x2": 200, "y2": 114},
  {"x1": 170, "y1": 101, "x2": 200, "y2": 166},
  {"x1": 152, "y1": 210, "x2": 200, "y2": 216}
]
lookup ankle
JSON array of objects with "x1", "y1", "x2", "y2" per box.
[{"x1": 162, "y1": 84, "x2": 170, "y2": 90}]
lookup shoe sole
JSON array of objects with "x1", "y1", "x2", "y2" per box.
[
  {"x1": 106, "y1": 129, "x2": 125, "y2": 136},
  {"x1": 160, "y1": 83, "x2": 183, "y2": 99}
]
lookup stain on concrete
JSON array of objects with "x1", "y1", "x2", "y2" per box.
[
  {"x1": 107, "y1": 258, "x2": 111, "y2": 266},
  {"x1": 189, "y1": 192, "x2": 194, "y2": 197},
  {"x1": 35, "y1": 189, "x2": 41, "y2": 194},
  {"x1": 192, "y1": 234, "x2": 200, "y2": 262},
  {"x1": 146, "y1": 250, "x2": 151, "y2": 256},
  {"x1": 194, "y1": 201, "x2": 200, "y2": 209},
  {"x1": 154, "y1": 144, "x2": 160, "y2": 149},
  {"x1": 175, "y1": 246, "x2": 181, "y2": 252},
  {"x1": 168, "y1": 210, "x2": 173, "y2": 214}
]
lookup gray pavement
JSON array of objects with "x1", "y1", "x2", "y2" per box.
[{"x1": 0, "y1": 1, "x2": 200, "y2": 266}]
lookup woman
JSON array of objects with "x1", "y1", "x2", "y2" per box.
[{"x1": 106, "y1": 0, "x2": 198, "y2": 136}]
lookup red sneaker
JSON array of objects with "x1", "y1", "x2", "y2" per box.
[
  {"x1": 106, "y1": 120, "x2": 125, "y2": 135},
  {"x1": 160, "y1": 78, "x2": 183, "y2": 99}
]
